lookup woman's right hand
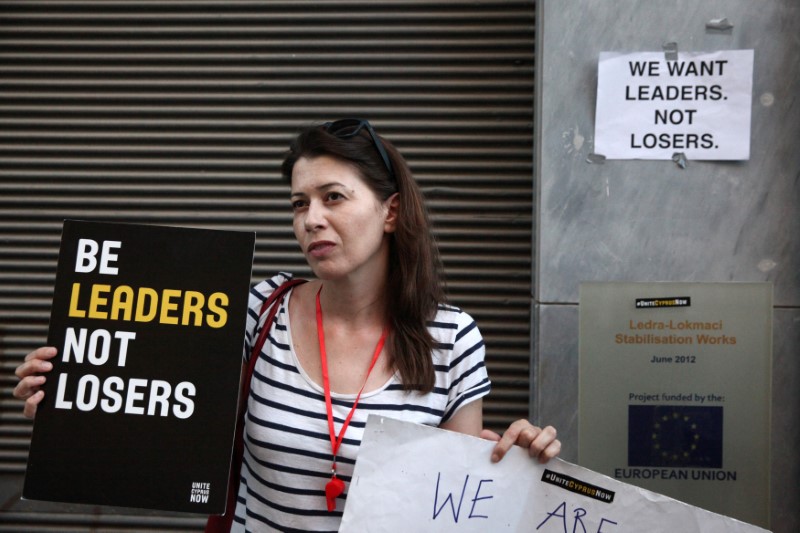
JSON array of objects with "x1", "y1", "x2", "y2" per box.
[{"x1": 13, "y1": 347, "x2": 58, "y2": 419}]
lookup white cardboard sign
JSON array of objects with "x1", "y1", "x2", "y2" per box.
[{"x1": 340, "y1": 416, "x2": 770, "y2": 532}]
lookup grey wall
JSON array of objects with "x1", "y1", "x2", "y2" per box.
[{"x1": 533, "y1": 1, "x2": 798, "y2": 532}]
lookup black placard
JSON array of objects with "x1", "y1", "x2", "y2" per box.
[{"x1": 24, "y1": 220, "x2": 255, "y2": 514}]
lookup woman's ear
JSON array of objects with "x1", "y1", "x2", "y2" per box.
[{"x1": 383, "y1": 193, "x2": 400, "y2": 233}]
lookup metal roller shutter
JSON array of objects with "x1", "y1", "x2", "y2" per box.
[{"x1": 0, "y1": 0, "x2": 535, "y2": 529}]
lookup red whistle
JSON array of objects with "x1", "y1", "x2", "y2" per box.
[{"x1": 325, "y1": 476, "x2": 345, "y2": 512}]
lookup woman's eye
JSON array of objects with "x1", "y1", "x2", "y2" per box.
[
  {"x1": 291, "y1": 200, "x2": 307, "y2": 210},
  {"x1": 326, "y1": 192, "x2": 344, "y2": 202}
]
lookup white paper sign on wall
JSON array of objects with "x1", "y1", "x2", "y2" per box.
[{"x1": 594, "y1": 50, "x2": 754, "y2": 160}]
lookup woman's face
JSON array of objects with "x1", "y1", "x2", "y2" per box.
[{"x1": 290, "y1": 155, "x2": 397, "y2": 282}]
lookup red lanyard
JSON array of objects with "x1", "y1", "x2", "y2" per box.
[{"x1": 315, "y1": 286, "x2": 387, "y2": 512}]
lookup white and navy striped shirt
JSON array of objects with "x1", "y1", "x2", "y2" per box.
[{"x1": 231, "y1": 273, "x2": 491, "y2": 532}]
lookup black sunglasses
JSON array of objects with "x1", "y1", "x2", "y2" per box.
[{"x1": 323, "y1": 118, "x2": 395, "y2": 181}]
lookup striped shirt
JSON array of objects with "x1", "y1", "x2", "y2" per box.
[{"x1": 231, "y1": 273, "x2": 491, "y2": 532}]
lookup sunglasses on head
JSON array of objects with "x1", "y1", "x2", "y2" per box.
[{"x1": 323, "y1": 118, "x2": 395, "y2": 181}]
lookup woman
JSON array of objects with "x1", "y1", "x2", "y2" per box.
[{"x1": 15, "y1": 119, "x2": 560, "y2": 532}]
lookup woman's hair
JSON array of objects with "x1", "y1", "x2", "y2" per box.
[{"x1": 281, "y1": 121, "x2": 444, "y2": 393}]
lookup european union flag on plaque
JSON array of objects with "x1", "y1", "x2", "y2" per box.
[{"x1": 628, "y1": 405, "x2": 723, "y2": 468}]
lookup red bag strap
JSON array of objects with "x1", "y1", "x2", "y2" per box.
[
  {"x1": 248, "y1": 277, "x2": 307, "y2": 378},
  {"x1": 206, "y1": 277, "x2": 306, "y2": 533}
]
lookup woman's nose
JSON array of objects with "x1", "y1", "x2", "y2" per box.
[{"x1": 304, "y1": 201, "x2": 326, "y2": 231}]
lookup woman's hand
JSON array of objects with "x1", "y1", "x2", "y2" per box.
[
  {"x1": 13, "y1": 346, "x2": 58, "y2": 419},
  {"x1": 482, "y1": 419, "x2": 561, "y2": 464}
]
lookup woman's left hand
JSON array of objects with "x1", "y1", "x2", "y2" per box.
[{"x1": 481, "y1": 419, "x2": 561, "y2": 464}]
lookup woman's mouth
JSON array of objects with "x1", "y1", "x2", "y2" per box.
[{"x1": 307, "y1": 241, "x2": 335, "y2": 258}]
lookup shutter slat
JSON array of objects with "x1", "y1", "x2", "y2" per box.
[{"x1": 0, "y1": 0, "x2": 535, "y2": 528}]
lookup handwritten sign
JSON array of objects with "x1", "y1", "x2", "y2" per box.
[
  {"x1": 24, "y1": 220, "x2": 254, "y2": 513},
  {"x1": 594, "y1": 50, "x2": 753, "y2": 160},
  {"x1": 340, "y1": 416, "x2": 770, "y2": 532}
]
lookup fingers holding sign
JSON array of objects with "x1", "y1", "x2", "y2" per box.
[
  {"x1": 13, "y1": 346, "x2": 58, "y2": 419},
  {"x1": 481, "y1": 419, "x2": 561, "y2": 464}
]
